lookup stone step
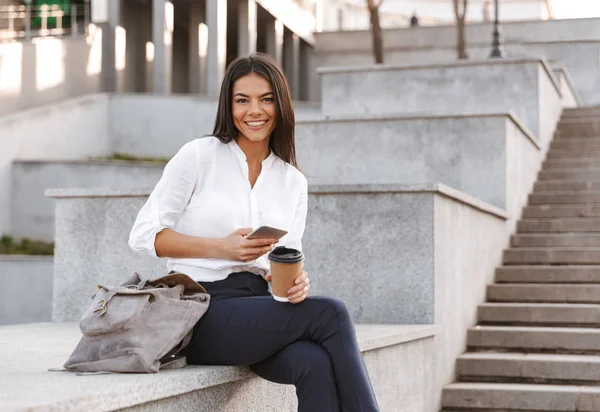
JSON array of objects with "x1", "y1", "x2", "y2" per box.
[
  {"x1": 523, "y1": 205, "x2": 600, "y2": 218},
  {"x1": 534, "y1": 180, "x2": 600, "y2": 192},
  {"x1": 442, "y1": 382, "x2": 600, "y2": 411},
  {"x1": 503, "y1": 247, "x2": 600, "y2": 264},
  {"x1": 543, "y1": 159, "x2": 600, "y2": 169},
  {"x1": 511, "y1": 234, "x2": 600, "y2": 247},
  {"x1": 539, "y1": 169, "x2": 600, "y2": 181},
  {"x1": 487, "y1": 283, "x2": 600, "y2": 303},
  {"x1": 529, "y1": 192, "x2": 600, "y2": 204},
  {"x1": 495, "y1": 266, "x2": 600, "y2": 284},
  {"x1": 456, "y1": 352, "x2": 600, "y2": 384},
  {"x1": 517, "y1": 218, "x2": 600, "y2": 232},
  {"x1": 467, "y1": 325, "x2": 600, "y2": 353},
  {"x1": 478, "y1": 303, "x2": 600, "y2": 327},
  {"x1": 551, "y1": 138, "x2": 600, "y2": 149},
  {"x1": 546, "y1": 150, "x2": 600, "y2": 160}
]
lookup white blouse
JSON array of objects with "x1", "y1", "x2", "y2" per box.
[{"x1": 128, "y1": 136, "x2": 308, "y2": 282}]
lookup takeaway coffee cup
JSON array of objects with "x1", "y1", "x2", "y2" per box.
[{"x1": 268, "y1": 247, "x2": 304, "y2": 302}]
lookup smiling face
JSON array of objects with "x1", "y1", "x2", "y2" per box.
[{"x1": 232, "y1": 72, "x2": 277, "y2": 145}]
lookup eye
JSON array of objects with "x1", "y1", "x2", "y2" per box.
[
  {"x1": 235, "y1": 98, "x2": 248, "y2": 103},
  {"x1": 263, "y1": 97, "x2": 274, "y2": 103}
]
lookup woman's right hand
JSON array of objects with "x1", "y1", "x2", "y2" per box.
[{"x1": 218, "y1": 228, "x2": 279, "y2": 262}]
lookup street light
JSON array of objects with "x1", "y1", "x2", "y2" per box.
[{"x1": 489, "y1": 0, "x2": 506, "y2": 58}]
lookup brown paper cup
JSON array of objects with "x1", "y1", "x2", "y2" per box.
[
  {"x1": 268, "y1": 247, "x2": 304, "y2": 303},
  {"x1": 270, "y1": 261, "x2": 303, "y2": 302}
]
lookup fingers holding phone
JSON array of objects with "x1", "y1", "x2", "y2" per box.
[{"x1": 219, "y1": 228, "x2": 280, "y2": 262}]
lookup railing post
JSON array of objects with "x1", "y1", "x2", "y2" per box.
[
  {"x1": 41, "y1": 4, "x2": 48, "y2": 36},
  {"x1": 84, "y1": 0, "x2": 90, "y2": 36}
]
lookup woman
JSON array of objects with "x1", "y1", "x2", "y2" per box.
[{"x1": 128, "y1": 53, "x2": 379, "y2": 412}]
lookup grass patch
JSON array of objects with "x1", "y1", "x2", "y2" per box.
[
  {"x1": 89, "y1": 153, "x2": 171, "y2": 164},
  {"x1": 0, "y1": 235, "x2": 54, "y2": 255}
]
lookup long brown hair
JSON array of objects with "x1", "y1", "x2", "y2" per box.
[{"x1": 212, "y1": 53, "x2": 298, "y2": 168}]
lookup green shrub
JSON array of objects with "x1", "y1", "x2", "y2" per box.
[
  {"x1": 0, "y1": 235, "x2": 54, "y2": 255},
  {"x1": 90, "y1": 153, "x2": 171, "y2": 164}
]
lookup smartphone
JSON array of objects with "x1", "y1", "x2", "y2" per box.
[{"x1": 246, "y1": 225, "x2": 288, "y2": 240}]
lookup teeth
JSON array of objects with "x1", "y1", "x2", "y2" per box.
[{"x1": 247, "y1": 121, "x2": 267, "y2": 127}]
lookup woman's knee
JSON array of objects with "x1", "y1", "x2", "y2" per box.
[
  {"x1": 309, "y1": 296, "x2": 351, "y2": 320},
  {"x1": 290, "y1": 341, "x2": 334, "y2": 377}
]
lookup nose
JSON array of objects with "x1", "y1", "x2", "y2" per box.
[{"x1": 249, "y1": 100, "x2": 261, "y2": 116}]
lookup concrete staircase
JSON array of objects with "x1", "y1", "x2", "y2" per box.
[{"x1": 442, "y1": 107, "x2": 600, "y2": 411}]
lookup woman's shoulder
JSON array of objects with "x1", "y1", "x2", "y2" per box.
[
  {"x1": 276, "y1": 158, "x2": 307, "y2": 189},
  {"x1": 177, "y1": 136, "x2": 228, "y2": 159}
]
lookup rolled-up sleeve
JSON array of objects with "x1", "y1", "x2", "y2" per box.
[
  {"x1": 128, "y1": 141, "x2": 198, "y2": 257},
  {"x1": 283, "y1": 177, "x2": 308, "y2": 253}
]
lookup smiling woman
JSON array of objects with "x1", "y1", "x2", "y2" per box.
[{"x1": 128, "y1": 52, "x2": 380, "y2": 412}]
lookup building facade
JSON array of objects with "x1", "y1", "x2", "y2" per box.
[{"x1": 91, "y1": 0, "x2": 321, "y2": 99}]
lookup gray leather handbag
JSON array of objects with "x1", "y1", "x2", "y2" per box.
[{"x1": 62, "y1": 272, "x2": 210, "y2": 373}]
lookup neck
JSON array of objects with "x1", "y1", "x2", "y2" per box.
[{"x1": 236, "y1": 135, "x2": 271, "y2": 165}]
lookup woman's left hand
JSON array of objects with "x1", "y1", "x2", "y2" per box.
[{"x1": 265, "y1": 270, "x2": 310, "y2": 304}]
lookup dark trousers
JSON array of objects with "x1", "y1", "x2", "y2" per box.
[{"x1": 183, "y1": 272, "x2": 380, "y2": 412}]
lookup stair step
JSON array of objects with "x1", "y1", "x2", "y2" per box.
[
  {"x1": 511, "y1": 234, "x2": 600, "y2": 247},
  {"x1": 547, "y1": 150, "x2": 600, "y2": 160},
  {"x1": 504, "y1": 247, "x2": 600, "y2": 264},
  {"x1": 534, "y1": 181, "x2": 600, "y2": 192},
  {"x1": 539, "y1": 169, "x2": 600, "y2": 180},
  {"x1": 478, "y1": 303, "x2": 600, "y2": 326},
  {"x1": 442, "y1": 382, "x2": 600, "y2": 411},
  {"x1": 522, "y1": 205, "x2": 600, "y2": 218},
  {"x1": 517, "y1": 218, "x2": 600, "y2": 233},
  {"x1": 551, "y1": 138, "x2": 600, "y2": 149},
  {"x1": 456, "y1": 352, "x2": 600, "y2": 384},
  {"x1": 488, "y1": 283, "x2": 600, "y2": 303},
  {"x1": 496, "y1": 266, "x2": 600, "y2": 284},
  {"x1": 529, "y1": 192, "x2": 600, "y2": 204},
  {"x1": 467, "y1": 325, "x2": 600, "y2": 353},
  {"x1": 544, "y1": 159, "x2": 600, "y2": 169}
]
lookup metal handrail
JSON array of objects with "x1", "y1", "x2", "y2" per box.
[{"x1": 0, "y1": 3, "x2": 91, "y2": 42}]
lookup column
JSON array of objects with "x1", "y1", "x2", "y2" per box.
[
  {"x1": 188, "y1": 2, "x2": 205, "y2": 93},
  {"x1": 265, "y1": 17, "x2": 283, "y2": 68},
  {"x1": 238, "y1": 0, "x2": 257, "y2": 56},
  {"x1": 283, "y1": 31, "x2": 301, "y2": 100},
  {"x1": 206, "y1": 0, "x2": 227, "y2": 96},
  {"x1": 93, "y1": 0, "x2": 120, "y2": 92},
  {"x1": 152, "y1": 0, "x2": 173, "y2": 94}
]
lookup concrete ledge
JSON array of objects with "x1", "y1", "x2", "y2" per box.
[
  {"x1": 0, "y1": 322, "x2": 440, "y2": 411},
  {"x1": 317, "y1": 58, "x2": 562, "y2": 97},
  {"x1": 297, "y1": 111, "x2": 540, "y2": 150},
  {"x1": 45, "y1": 183, "x2": 508, "y2": 220}
]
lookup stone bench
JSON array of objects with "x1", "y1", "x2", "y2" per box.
[
  {"x1": 44, "y1": 183, "x2": 508, "y2": 410},
  {"x1": 0, "y1": 322, "x2": 440, "y2": 411}
]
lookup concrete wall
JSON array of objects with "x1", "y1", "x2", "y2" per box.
[
  {"x1": 319, "y1": 59, "x2": 561, "y2": 148},
  {"x1": 11, "y1": 161, "x2": 165, "y2": 242},
  {"x1": 312, "y1": 18, "x2": 600, "y2": 104},
  {"x1": 0, "y1": 256, "x2": 53, "y2": 325},
  {"x1": 0, "y1": 36, "x2": 102, "y2": 116},
  {"x1": 432, "y1": 192, "x2": 506, "y2": 410},
  {"x1": 0, "y1": 94, "x2": 111, "y2": 238},
  {"x1": 0, "y1": 93, "x2": 321, "y2": 240},
  {"x1": 296, "y1": 114, "x2": 540, "y2": 214},
  {"x1": 553, "y1": 65, "x2": 581, "y2": 108}
]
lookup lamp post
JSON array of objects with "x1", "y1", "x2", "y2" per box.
[{"x1": 489, "y1": 0, "x2": 505, "y2": 58}]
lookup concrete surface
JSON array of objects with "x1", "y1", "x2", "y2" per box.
[
  {"x1": 319, "y1": 58, "x2": 563, "y2": 153},
  {"x1": 0, "y1": 322, "x2": 440, "y2": 412},
  {"x1": 46, "y1": 182, "x2": 507, "y2": 411},
  {"x1": 313, "y1": 18, "x2": 600, "y2": 105},
  {"x1": 0, "y1": 255, "x2": 54, "y2": 325}
]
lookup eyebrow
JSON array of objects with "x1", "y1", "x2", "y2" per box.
[{"x1": 233, "y1": 92, "x2": 274, "y2": 97}]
